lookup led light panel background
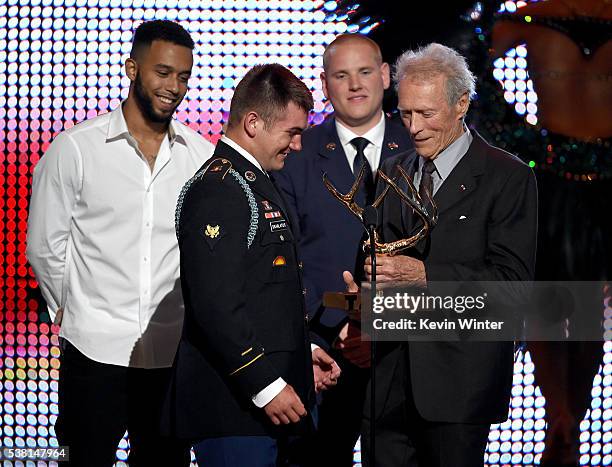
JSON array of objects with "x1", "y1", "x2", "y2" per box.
[
  {"x1": 483, "y1": 0, "x2": 612, "y2": 464},
  {"x1": 0, "y1": 0, "x2": 610, "y2": 465},
  {"x1": 492, "y1": 1, "x2": 539, "y2": 127}
]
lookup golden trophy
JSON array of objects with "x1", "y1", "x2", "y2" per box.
[{"x1": 321, "y1": 162, "x2": 439, "y2": 317}]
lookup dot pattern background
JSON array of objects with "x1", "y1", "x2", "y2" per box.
[
  {"x1": 492, "y1": 1, "x2": 540, "y2": 127},
  {"x1": 0, "y1": 0, "x2": 609, "y2": 465}
]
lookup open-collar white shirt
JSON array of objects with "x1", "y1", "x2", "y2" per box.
[{"x1": 27, "y1": 104, "x2": 214, "y2": 368}]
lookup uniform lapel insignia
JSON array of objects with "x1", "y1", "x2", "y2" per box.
[
  {"x1": 326, "y1": 142, "x2": 336, "y2": 151},
  {"x1": 387, "y1": 142, "x2": 399, "y2": 150},
  {"x1": 203, "y1": 224, "x2": 224, "y2": 250},
  {"x1": 245, "y1": 170, "x2": 256, "y2": 182},
  {"x1": 265, "y1": 211, "x2": 282, "y2": 219},
  {"x1": 460, "y1": 184, "x2": 466, "y2": 191},
  {"x1": 205, "y1": 224, "x2": 220, "y2": 238},
  {"x1": 261, "y1": 200, "x2": 273, "y2": 211},
  {"x1": 273, "y1": 256, "x2": 287, "y2": 266}
]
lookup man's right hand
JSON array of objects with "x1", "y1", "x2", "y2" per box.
[{"x1": 263, "y1": 385, "x2": 306, "y2": 425}]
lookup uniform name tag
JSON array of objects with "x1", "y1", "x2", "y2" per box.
[{"x1": 270, "y1": 220, "x2": 288, "y2": 233}]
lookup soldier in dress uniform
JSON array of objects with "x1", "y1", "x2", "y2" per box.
[{"x1": 163, "y1": 63, "x2": 341, "y2": 467}]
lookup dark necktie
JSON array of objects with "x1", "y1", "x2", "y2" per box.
[
  {"x1": 418, "y1": 158, "x2": 436, "y2": 216},
  {"x1": 350, "y1": 137, "x2": 374, "y2": 204}
]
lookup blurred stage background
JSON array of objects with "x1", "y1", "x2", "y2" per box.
[{"x1": 0, "y1": 0, "x2": 610, "y2": 465}]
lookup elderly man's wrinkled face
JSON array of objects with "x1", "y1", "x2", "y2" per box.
[{"x1": 397, "y1": 74, "x2": 468, "y2": 160}]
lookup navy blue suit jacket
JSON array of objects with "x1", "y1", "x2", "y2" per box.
[{"x1": 274, "y1": 116, "x2": 412, "y2": 348}]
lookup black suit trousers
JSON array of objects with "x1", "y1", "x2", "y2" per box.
[{"x1": 360, "y1": 346, "x2": 491, "y2": 467}]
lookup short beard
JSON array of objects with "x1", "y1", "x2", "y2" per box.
[{"x1": 133, "y1": 72, "x2": 173, "y2": 125}]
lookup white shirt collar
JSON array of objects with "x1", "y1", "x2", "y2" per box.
[
  {"x1": 106, "y1": 101, "x2": 184, "y2": 147},
  {"x1": 220, "y1": 135, "x2": 266, "y2": 175},
  {"x1": 335, "y1": 111, "x2": 385, "y2": 149}
]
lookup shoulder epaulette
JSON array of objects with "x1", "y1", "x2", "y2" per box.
[
  {"x1": 175, "y1": 157, "x2": 258, "y2": 249},
  {"x1": 175, "y1": 157, "x2": 232, "y2": 238},
  {"x1": 204, "y1": 157, "x2": 233, "y2": 179}
]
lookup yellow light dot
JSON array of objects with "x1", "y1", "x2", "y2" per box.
[{"x1": 525, "y1": 16, "x2": 532, "y2": 22}]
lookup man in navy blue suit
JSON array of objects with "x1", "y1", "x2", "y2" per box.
[{"x1": 274, "y1": 34, "x2": 413, "y2": 466}]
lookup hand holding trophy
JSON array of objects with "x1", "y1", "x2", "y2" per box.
[
  {"x1": 321, "y1": 161, "x2": 439, "y2": 319},
  {"x1": 321, "y1": 160, "x2": 439, "y2": 462}
]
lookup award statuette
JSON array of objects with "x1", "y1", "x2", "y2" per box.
[
  {"x1": 322, "y1": 160, "x2": 438, "y2": 465},
  {"x1": 321, "y1": 161, "x2": 439, "y2": 313}
]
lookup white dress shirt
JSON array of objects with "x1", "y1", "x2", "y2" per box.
[
  {"x1": 335, "y1": 111, "x2": 386, "y2": 174},
  {"x1": 27, "y1": 104, "x2": 214, "y2": 368}
]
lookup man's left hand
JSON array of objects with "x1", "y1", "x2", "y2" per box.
[
  {"x1": 312, "y1": 347, "x2": 341, "y2": 393},
  {"x1": 364, "y1": 254, "x2": 426, "y2": 286}
]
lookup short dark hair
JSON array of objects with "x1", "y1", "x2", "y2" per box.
[
  {"x1": 227, "y1": 64, "x2": 314, "y2": 129},
  {"x1": 130, "y1": 20, "x2": 195, "y2": 60}
]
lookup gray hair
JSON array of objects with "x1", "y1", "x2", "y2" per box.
[{"x1": 393, "y1": 43, "x2": 476, "y2": 106}]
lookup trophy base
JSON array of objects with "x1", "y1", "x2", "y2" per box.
[{"x1": 322, "y1": 291, "x2": 361, "y2": 321}]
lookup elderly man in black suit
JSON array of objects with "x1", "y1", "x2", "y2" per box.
[
  {"x1": 352, "y1": 43, "x2": 538, "y2": 467},
  {"x1": 164, "y1": 64, "x2": 340, "y2": 467}
]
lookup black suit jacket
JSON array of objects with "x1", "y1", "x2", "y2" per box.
[
  {"x1": 274, "y1": 116, "x2": 412, "y2": 348},
  {"x1": 373, "y1": 131, "x2": 538, "y2": 423},
  {"x1": 163, "y1": 141, "x2": 314, "y2": 440}
]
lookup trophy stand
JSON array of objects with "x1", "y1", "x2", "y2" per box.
[{"x1": 321, "y1": 162, "x2": 438, "y2": 466}]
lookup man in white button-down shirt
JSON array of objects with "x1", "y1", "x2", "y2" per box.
[{"x1": 26, "y1": 20, "x2": 213, "y2": 466}]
